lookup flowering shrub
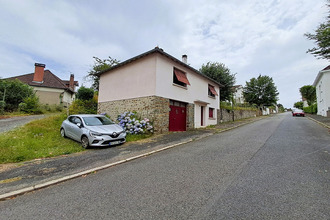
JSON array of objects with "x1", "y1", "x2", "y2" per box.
[{"x1": 117, "y1": 111, "x2": 153, "y2": 134}]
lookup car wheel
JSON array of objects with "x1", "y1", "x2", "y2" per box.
[
  {"x1": 81, "y1": 136, "x2": 89, "y2": 149},
  {"x1": 60, "y1": 128, "x2": 66, "y2": 137}
]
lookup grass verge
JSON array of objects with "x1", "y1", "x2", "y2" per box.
[{"x1": 0, "y1": 114, "x2": 83, "y2": 164}]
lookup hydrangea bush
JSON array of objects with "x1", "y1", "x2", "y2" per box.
[{"x1": 117, "y1": 111, "x2": 153, "y2": 134}]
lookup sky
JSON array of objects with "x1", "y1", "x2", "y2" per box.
[{"x1": 0, "y1": 0, "x2": 329, "y2": 108}]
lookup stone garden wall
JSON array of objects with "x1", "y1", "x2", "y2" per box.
[{"x1": 217, "y1": 109, "x2": 258, "y2": 123}]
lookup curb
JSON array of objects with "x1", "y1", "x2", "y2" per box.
[
  {"x1": 307, "y1": 117, "x2": 330, "y2": 129},
  {"x1": 0, "y1": 117, "x2": 262, "y2": 201},
  {"x1": 0, "y1": 133, "x2": 212, "y2": 201}
]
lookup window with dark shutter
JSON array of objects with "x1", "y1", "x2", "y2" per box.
[{"x1": 173, "y1": 68, "x2": 190, "y2": 87}]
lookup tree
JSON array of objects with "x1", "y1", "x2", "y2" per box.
[
  {"x1": 87, "y1": 56, "x2": 120, "y2": 91},
  {"x1": 277, "y1": 103, "x2": 285, "y2": 112},
  {"x1": 304, "y1": 1, "x2": 330, "y2": 60},
  {"x1": 299, "y1": 85, "x2": 316, "y2": 106},
  {"x1": 294, "y1": 101, "x2": 304, "y2": 110},
  {"x1": 76, "y1": 86, "x2": 94, "y2": 101},
  {"x1": 0, "y1": 79, "x2": 35, "y2": 111},
  {"x1": 199, "y1": 62, "x2": 236, "y2": 101},
  {"x1": 243, "y1": 75, "x2": 279, "y2": 107}
]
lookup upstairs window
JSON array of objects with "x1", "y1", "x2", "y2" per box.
[
  {"x1": 208, "y1": 84, "x2": 218, "y2": 98},
  {"x1": 173, "y1": 68, "x2": 190, "y2": 87}
]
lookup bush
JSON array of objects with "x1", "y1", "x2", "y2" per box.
[
  {"x1": 0, "y1": 79, "x2": 34, "y2": 112},
  {"x1": 0, "y1": 100, "x2": 5, "y2": 115},
  {"x1": 40, "y1": 104, "x2": 64, "y2": 113},
  {"x1": 19, "y1": 95, "x2": 42, "y2": 114},
  {"x1": 69, "y1": 98, "x2": 97, "y2": 115},
  {"x1": 117, "y1": 111, "x2": 153, "y2": 134},
  {"x1": 303, "y1": 103, "x2": 317, "y2": 114},
  {"x1": 76, "y1": 86, "x2": 94, "y2": 101}
]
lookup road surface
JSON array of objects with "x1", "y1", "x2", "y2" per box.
[{"x1": 1, "y1": 113, "x2": 329, "y2": 219}]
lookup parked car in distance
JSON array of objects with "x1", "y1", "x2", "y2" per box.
[
  {"x1": 60, "y1": 114, "x2": 126, "y2": 148},
  {"x1": 292, "y1": 109, "x2": 305, "y2": 117}
]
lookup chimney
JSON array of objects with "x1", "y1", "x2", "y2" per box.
[
  {"x1": 33, "y1": 63, "x2": 46, "y2": 83},
  {"x1": 182, "y1": 54, "x2": 187, "y2": 64},
  {"x1": 69, "y1": 74, "x2": 74, "y2": 90}
]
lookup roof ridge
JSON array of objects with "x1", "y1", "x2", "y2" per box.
[{"x1": 45, "y1": 70, "x2": 74, "y2": 92}]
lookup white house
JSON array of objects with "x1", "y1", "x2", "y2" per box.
[
  {"x1": 98, "y1": 47, "x2": 221, "y2": 132},
  {"x1": 7, "y1": 63, "x2": 78, "y2": 107},
  {"x1": 313, "y1": 65, "x2": 330, "y2": 117},
  {"x1": 232, "y1": 85, "x2": 245, "y2": 104}
]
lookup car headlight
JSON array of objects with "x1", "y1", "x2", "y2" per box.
[{"x1": 89, "y1": 131, "x2": 102, "y2": 137}]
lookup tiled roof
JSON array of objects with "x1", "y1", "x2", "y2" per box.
[
  {"x1": 98, "y1": 47, "x2": 223, "y2": 87},
  {"x1": 7, "y1": 70, "x2": 75, "y2": 93},
  {"x1": 322, "y1": 65, "x2": 330, "y2": 71}
]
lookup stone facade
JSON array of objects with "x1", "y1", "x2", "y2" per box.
[
  {"x1": 186, "y1": 103, "x2": 195, "y2": 130},
  {"x1": 217, "y1": 109, "x2": 258, "y2": 123},
  {"x1": 98, "y1": 96, "x2": 170, "y2": 133},
  {"x1": 98, "y1": 95, "x2": 197, "y2": 133}
]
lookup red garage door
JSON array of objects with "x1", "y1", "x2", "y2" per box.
[{"x1": 169, "y1": 100, "x2": 187, "y2": 131}]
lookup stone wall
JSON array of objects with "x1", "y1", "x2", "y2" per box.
[
  {"x1": 98, "y1": 96, "x2": 170, "y2": 133},
  {"x1": 217, "y1": 109, "x2": 258, "y2": 123},
  {"x1": 186, "y1": 103, "x2": 195, "y2": 130}
]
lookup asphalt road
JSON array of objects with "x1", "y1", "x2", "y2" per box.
[
  {"x1": 0, "y1": 114, "x2": 45, "y2": 133},
  {"x1": 1, "y1": 113, "x2": 329, "y2": 219}
]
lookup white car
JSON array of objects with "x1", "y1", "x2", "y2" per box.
[{"x1": 60, "y1": 114, "x2": 126, "y2": 148}]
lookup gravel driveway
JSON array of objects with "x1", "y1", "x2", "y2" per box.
[{"x1": 0, "y1": 115, "x2": 46, "y2": 134}]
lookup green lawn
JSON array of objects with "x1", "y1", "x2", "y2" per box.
[{"x1": 0, "y1": 114, "x2": 83, "y2": 164}]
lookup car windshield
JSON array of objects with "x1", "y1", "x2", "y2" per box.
[
  {"x1": 82, "y1": 116, "x2": 114, "y2": 126},
  {"x1": 295, "y1": 109, "x2": 304, "y2": 113}
]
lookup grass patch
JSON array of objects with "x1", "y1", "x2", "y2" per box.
[
  {"x1": 126, "y1": 133, "x2": 153, "y2": 142},
  {"x1": 0, "y1": 114, "x2": 83, "y2": 164}
]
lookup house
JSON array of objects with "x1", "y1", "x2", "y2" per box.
[
  {"x1": 6, "y1": 63, "x2": 78, "y2": 107},
  {"x1": 313, "y1": 65, "x2": 330, "y2": 117},
  {"x1": 98, "y1": 47, "x2": 221, "y2": 132},
  {"x1": 232, "y1": 85, "x2": 245, "y2": 104}
]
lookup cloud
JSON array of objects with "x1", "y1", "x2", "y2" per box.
[{"x1": 0, "y1": 0, "x2": 328, "y2": 108}]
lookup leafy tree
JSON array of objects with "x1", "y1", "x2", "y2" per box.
[
  {"x1": 277, "y1": 103, "x2": 285, "y2": 112},
  {"x1": 87, "y1": 56, "x2": 120, "y2": 91},
  {"x1": 199, "y1": 62, "x2": 236, "y2": 101},
  {"x1": 299, "y1": 85, "x2": 316, "y2": 106},
  {"x1": 243, "y1": 75, "x2": 279, "y2": 107},
  {"x1": 76, "y1": 86, "x2": 94, "y2": 101},
  {"x1": 294, "y1": 101, "x2": 304, "y2": 110},
  {"x1": 0, "y1": 79, "x2": 35, "y2": 111},
  {"x1": 304, "y1": 1, "x2": 330, "y2": 60}
]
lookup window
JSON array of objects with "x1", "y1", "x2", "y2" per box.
[
  {"x1": 173, "y1": 68, "x2": 190, "y2": 87},
  {"x1": 208, "y1": 84, "x2": 218, "y2": 97},
  {"x1": 209, "y1": 108, "x2": 214, "y2": 118}
]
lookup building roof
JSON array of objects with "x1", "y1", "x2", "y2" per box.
[
  {"x1": 6, "y1": 70, "x2": 76, "y2": 93},
  {"x1": 98, "y1": 47, "x2": 223, "y2": 87},
  {"x1": 313, "y1": 65, "x2": 330, "y2": 86}
]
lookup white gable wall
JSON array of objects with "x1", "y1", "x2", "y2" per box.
[
  {"x1": 98, "y1": 55, "x2": 157, "y2": 103},
  {"x1": 315, "y1": 70, "x2": 330, "y2": 117}
]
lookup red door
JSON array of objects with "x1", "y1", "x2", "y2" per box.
[{"x1": 169, "y1": 102, "x2": 186, "y2": 131}]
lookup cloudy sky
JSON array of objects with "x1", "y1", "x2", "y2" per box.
[{"x1": 0, "y1": 0, "x2": 328, "y2": 108}]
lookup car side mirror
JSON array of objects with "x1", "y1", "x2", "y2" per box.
[{"x1": 77, "y1": 123, "x2": 82, "y2": 128}]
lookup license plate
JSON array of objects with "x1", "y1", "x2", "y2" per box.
[{"x1": 109, "y1": 141, "x2": 120, "y2": 146}]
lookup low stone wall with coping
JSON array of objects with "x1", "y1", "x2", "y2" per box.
[{"x1": 217, "y1": 109, "x2": 258, "y2": 123}]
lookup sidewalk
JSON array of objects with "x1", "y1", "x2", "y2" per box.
[
  {"x1": 0, "y1": 113, "x2": 327, "y2": 200},
  {"x1": 306, "y1": 113, "x2": 330, "y2": 129}
]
